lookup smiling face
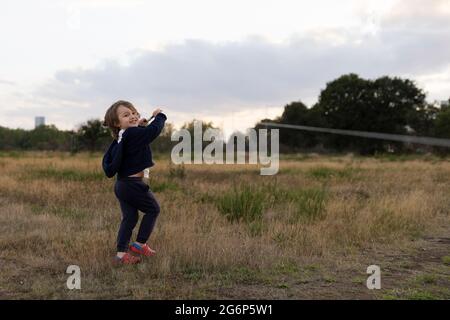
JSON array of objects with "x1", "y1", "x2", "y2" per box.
[{"x1": 116, "y1": 105, "x2": 140, "y2": 130}]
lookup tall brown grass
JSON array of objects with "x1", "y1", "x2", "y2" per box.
[{"x1": 0, "y1": 151, "x2": 448, "y2": 298}]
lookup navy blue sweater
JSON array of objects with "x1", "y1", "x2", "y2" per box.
[{"x1": 102, "y1": 113, "x2": 167, "y2": 178}]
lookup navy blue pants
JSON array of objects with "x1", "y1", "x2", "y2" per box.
[{"x1": 114, "y1": 176, "x2": 160, "y2": 252}]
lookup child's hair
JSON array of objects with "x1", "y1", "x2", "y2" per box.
[{"x1": 103, "y1": 100, "x2": 138, "y2": 139}]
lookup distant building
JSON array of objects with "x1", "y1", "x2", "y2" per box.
[{"x1": 35, "y1": 116, "x2": 45, "y2": 128}]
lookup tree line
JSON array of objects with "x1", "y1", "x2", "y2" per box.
[
  {"x1": 1, "y1": 73, "x2": 449, "y2": 155},
  {"x1": 255, "y1": 74, "x2": 450, "y2": 155}
]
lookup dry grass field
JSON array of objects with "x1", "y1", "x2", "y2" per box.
[{"x1": 0, "y1": 151, "x2": 449, "y2": 299}]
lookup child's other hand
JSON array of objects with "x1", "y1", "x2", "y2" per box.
[{"x1": 152, "y1": 108, "x2": 163, "y2": 117}]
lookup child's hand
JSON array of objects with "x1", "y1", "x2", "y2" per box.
[
  {"x1": 152, "y1": 108, "x2": 163, "y2": 117},
  {"x1": 138, "y1": 118, "x2": 148, "y2": 126}
]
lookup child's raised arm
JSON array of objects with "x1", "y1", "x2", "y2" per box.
[{"x1": 125, "y1": 109, "x2": 167, "y2": 146}]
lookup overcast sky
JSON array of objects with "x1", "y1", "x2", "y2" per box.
[{"x1": 1, "y1": 0, "x2": 449, "y2": 136}]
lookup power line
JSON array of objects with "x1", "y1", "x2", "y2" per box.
[{"x1": 261, "y1": 122, "x2": 450, "y2": 148}]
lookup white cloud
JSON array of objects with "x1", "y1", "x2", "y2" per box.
[{"x1": 0, "y1": 0, "x2": 449, "y2": 133}]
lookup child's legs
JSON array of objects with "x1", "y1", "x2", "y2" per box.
[
  {"x1": 117, "y1": 199, "x2": 139, "y2": 252},
  {"x1": 134, "y1": 188, "x2": 160, "y2": 244}
]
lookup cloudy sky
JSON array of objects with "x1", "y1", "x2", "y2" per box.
[{"x1": 1, "y1": 0, "x2": 449, "y2": 137}]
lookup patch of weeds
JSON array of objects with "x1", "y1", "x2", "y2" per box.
[
  {"x1": 0, "y1": 151, "x2": 24, "y2": 158},
  {"x1": 374, "y1": 153, "x2": 412, "y2": 162},
  {"x1": 414, "y1": 274, "x2": 438, "y2": 285},
  {"x1": 289, "y1": 188, "x2": 327, "y2": 222},
  {"x1": 53, "y1": 206, "x2": 90, "y2": 220},
  {"x1": 272, "y1": 232, "x2": 293, "y2": 248},
  {"x1": 294, "y1": 278, "x2": 311, "y2": 284},
  {"x1": 405, "y1": 289, "x2": 438, "y2": 300},
  {"x1": 30, "y1": 204, "x2": 89, "y2": 220},
  {"x1": 196, "y1": 192, "x2": 216, "y2": 204},
  {"x1": 442, "y1": 256, "x2": 450, "y2": 266},
  {"x1": 182, "y1": 266, "x2": 204, "y2": 281},
  {"x1": 381, "y1": 291, "x2": 399, "y2": 300},
  {"x1": 304, "y1": 264, "x2": 320, "y2": 273},
  {"x1": 148, "y1": 178, "x2": 179, "y2": 193},
  {"x1": 351, "y1": 276, "x2": 365, "y2": 285},
  {"x1": 216, "y1": 184, "x2": 265, "y2": 223},
  {"x1": 267, "y1": 182, "x2": 328, "y2": 223},
  {"x1": 168, "y1": 163, "x2": 186, "y2": 179},
  {"x1": 30, "y1": 204, "x2": 45, "y2": 215},
  {"x1": 399, "y1": 261, "x2": 415, "y2": 269},
  {"x1": 273, "y1": 260, "x2": 300, "y2": 275},
  {"x1": 307, "y1": 166, "x2": 360, "y2": 180},
  {"x1": 211, "y1": 180, "x2": 327, "y2": 224},
  {"x1": 227, "y1": 267, "x2": 260, "y2": 285},
  {"x1": 323, "y1": 275, "x2": 337, "y2": 283},
  {"x1": 247, "y1": 220, "x2": 266, "y2": 237},
  {"x1": 373, "y1": 153, "x2": 443, "y2": 163},
  {"x1": 26, "y1": 167, "x2": 104, "y2": 182},
  {"x1": 370, "y1": 209, "x2": 424, "y2": 239}
]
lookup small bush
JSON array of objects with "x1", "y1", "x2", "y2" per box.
[
  {"x1": 442, "y1": 256, "x2": 450, "y2": 265},
  {"x1": 290, "y1": 188, "x2": 327, "y2": 222},
  {"x1": 268, "y1": 184, "x2": 328, "y2": 222},
  {"x1": 216, "y1": 184, "x2": 265, "y2": 223}
]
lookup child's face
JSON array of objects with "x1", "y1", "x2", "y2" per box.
[{"x1": 116, "y1": 105, "x2": 140, "y2": 129}]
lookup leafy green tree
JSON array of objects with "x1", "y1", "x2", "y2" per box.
[
  {"x1": 76, "y1": 119, "x2": 110, "y2": 152},
  {"x1": 434, "y1": 104, "x2": 450, "y2": 139},
  {"x1": 317, "y1": 74, "x2": 427, "y2": 154},
  {"x1": 0, "y1": 127, "x2": 27, "y2": 150},
  {"x1": 278, "y1": 101, "x2": 325, "y2": 151},
  {"x1": 24, "y1": 125, "x2": 72, "y2": 150}
]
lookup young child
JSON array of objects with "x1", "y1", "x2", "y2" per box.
[{"x1": 102, "y1": 100, "x2": 167, "y2": 265}]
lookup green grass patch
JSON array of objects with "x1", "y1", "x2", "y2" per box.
[
  {"x1": 414, "y1": 274, "x2": 438, "y2": 285},
  {"x1": 289, "y1": 188, "x2": 327, "y2": 222},
  {"x1": 219, "y1": 267, "x2": 275, "y2": 286},
  {"x1": 307, "y1": 166, "x2": 360, "y2": 180},
  {"x1": 0, "y1": 150, "x2": 26, "y2": 158},
  {"x1": 304, "y1": 264, "x2": 320, "y2": 273},
  {"x1": 323, "y1": 275, "x2": 337, "y2": 283},
  {"x1": 27, "y1": 167, "x2": 104, "y2": 182},
  {"x1": 181, "y1": 266, "x2": 204, "y2": 281},
  {"x1": 216, "y1": 184, "x2": 266, "y2": 223},
  {"x1": 351, "y1": 276, "x2": 366, "y2": 285},
  {"x1": 31, "y1": 204, "x2": 90, "y2": 220},
  {"x1": 211, "y1": 181, "x2": 328, "y2": 224},
  {"x1": 273, "y1": 260, "x2": 300, "y2": 275},
  {"x1": 370, "y1": 209, "x2": 424, "y2": 240},
  {"x1": 442, "y1": 256, "x2": 450, "y2": 266},
  {"x1": 405, "y1": 289, "x2": 439, "y2": 300},
  {"x1": 247, "y1": 220, "x2": 267, "y2": 237},
  {"x1": 269, "y1": 184, "x2": 328, "y2": 222},
  {"x1": 148, "y1": 178, "x2": 179, "y2": 192}
]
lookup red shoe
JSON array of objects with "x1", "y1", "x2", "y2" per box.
[
  {"x1": 129, "y1": 242, "x2": 156, "y2": 257},
  {"x1": 113, "y1": 252, "x2": 141, "y2": 265}
]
